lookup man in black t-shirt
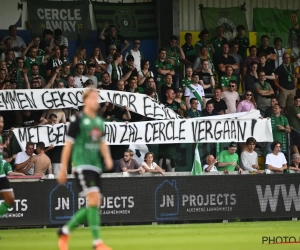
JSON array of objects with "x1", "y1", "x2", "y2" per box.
[
  {"x1": 211, "y1": 87, "x2": 228, "y2": 114},
  {"x1": 163, "y1": 88, "x2": 182, "y2": 116},
  {"x1": 199, "y1": 59, "x2": 215, "y2": 94},
  {"x1": 216, "y1": 43, "x2": 238, "y2": 78},
  {"x1": 99, "y1": 22, "x2": 129, "y2": 56},
  {"x1": 257, "y1": 35, "x2": 277, "y2": 70},
  {"x1": 258, "y1": 53, "x2": 276, "y2": 91},
  {"x1": 275, "y1": 52, "x2": 297, "y2": 113},
  {"x1": 22, "y1": 110, "x2": 47, "y2": 127}
]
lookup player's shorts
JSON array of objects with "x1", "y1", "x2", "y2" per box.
[
  {"x1": 0, "y1": 177, "x2": 13, "y2": 193},
  {"x1": 74, "y1": 169, "x2": 102, "y2": 197}
]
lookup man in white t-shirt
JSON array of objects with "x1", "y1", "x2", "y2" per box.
[
  {"x1": 125, "y1": 39, "x2": 143, "y2": 72},
  {"x1": 240, "y1": 137, "x2": 263, "y2": 173},
  {"x1": 203, "y1": 155, "x2": 218, "y2": 172},
  {"x1": 266, "y1": 141, "x2": 287, "y2": 173},
  {"x1": 184, "y1": 72, "x2": 206, "y2": 111},
  {"x1": 14, "y1": 142, "x2": 35, "y2": 175},
  {"x1": 74, "y1": 63, "x2": 89, "y2": 88}
]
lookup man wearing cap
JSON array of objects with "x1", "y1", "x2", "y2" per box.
[
  {"x1": 125, "y1": 39, "x2": 143, "y2": 72},
  {"x1": 122, "y1": 55, "x2": 138, "y2": 80},
  {"x1": 218, "y1": 142, "x2": 243, "y2": 173},
  {"x1": 184, "y1": 72, "x2": 206, "y2": 111}
]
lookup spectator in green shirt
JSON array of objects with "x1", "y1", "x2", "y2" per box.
[
  {"x1": 220, "y1": 65, "x2": 236, "y2": 91},
  {"x1": 181, "y1": 65, "x2": 193, "y2": 90},
  {"x1": 287, "y1": 96, "x2": 300, "y2": 154},
  {"x1": 218, "y1": 142, "x2": 243, "y2": 173},
  {"x1": 210, "y1": 26, "x2": 228, "y2": 58},
  {"x1": 232, "y1": 25, "x2": 249, "y2": 59},
  {"x1": 184, "y1": 98, "x2": 202, "y2": 118},
  {"x1": 195, "y1": 29, "x2": 214, "y2": 60}
]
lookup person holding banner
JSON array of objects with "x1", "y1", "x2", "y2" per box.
[
  {"x1": 57, "y1": 88, "x2": 113, "y2": 250},
  {"x1": 184, "y1": 72, "x2": 206, "y2": 111}
]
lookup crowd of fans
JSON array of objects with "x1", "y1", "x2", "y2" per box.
[{"x1": 0, "y1": 18, "x2": 300, "y2": 176}]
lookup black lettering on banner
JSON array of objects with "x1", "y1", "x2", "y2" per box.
[
  {"x1": 17, "y1": 93, "x2": 29, "y2": 109},
  {"x1": 47, "y1": 126, "x2": 56, "y2": 143},
  {"x1": 27, "y1": 127, "x2": 37, "y2": 143},
  {"x1": 143, "y1": 97, "x2": 153, "y2": 117},
  {"x1": 1, "y1": 91, "x2": 12, "y2": 109},
  {"x1": 166, "y1": 120, "x2": 173, "y2": 140},
  {"x1": 55, "y1": 124, "x2": 65, "y2": 143},
  {"x1": 133, "y1": 124, "x2": 142, "y2": 142},
  {"x1": 35, "y1": 126, "x2": 41, "y2": 143},
  {"x1": 158, "y1": 122, "x2": 166, "y2": 141},
  {"x1": 198, "y1": 121, "x2": 205, "y2": 141},
  {"x1": 8, "y1": 91, "x2": 18, "y2": 109},
  {"x1": 75, "y1": 90, "x2": 84, "y2": 104},
  {"x1": 145, "y1": 122, "x2": 152, "y2": 143},
  {"x1": 128, "y1": 125, "x2": 136, "y2": 143},
  {"x1": 128, "y1": 94, "x2": 137, "y2": 112},
  {"x1": 231, "y1": 121, "x2": 236, "y2": 139},
  {"x1": 42, "y1": 91, "x2": 53, "y2": 109},
  {"x1": 153, "y1": 103, "x2": 164, "y2": 118},
  {"x1": 105, "y1": 124, "x2": 117, "y2": 143},
  {"x1": 223, "y1": 120, "x2": 230, "y2": 140},
  {"x1": 251, "y1": 119, "x2": 257, "y2": 136},
  {"x1": 214, "y1": 121, "x2": 222, "y2": 140},
  {"x1": 18, "y1": 128, "x2": 27, "y2": 142},
  {"x1": 0, "y1": 93, "x2": 6, "y2": 109},
  {"x1": 153, "y1": 122, "x2": 159, "y2": 141},
  {"x1": 237, "y1": 121, "x2": 246, "y2": 141},
  {"x1": 57, "y1": 92, "x2": 72, "y2": 106},
  {"x1": 173, "y1": 121, "x2": 179, "y2": 140},
  {"x1": 67, "y1": 92, "x2": 79, "y2": 105},
  {"x1": 205, "y1": 121, "x2": 213, "y2": 140},
  {"x1": 51, "y1": 91, "x2": 63, "y2": 108},
  {"x1": 191, "y1": 121, "x2": 198, "y2": 142},
  {"x1": 179, "y1": 120, "x2": 186, "y2": 140},
  {"x1": 24, "y1": 92, "x2": 37, "y2": 109},
  {"x1": 120, "y1": 124, "x2": 129, "y2": 143}
]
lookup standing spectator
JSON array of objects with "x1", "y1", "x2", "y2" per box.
[
  {"x1": 195, "y1": 29, "x2": 214, "y2": 60},
  {"x1": 254, "y1": 71, "x2": 274, "y2": 117},
  {"x1": 107, "y1": 52, "x2": 123, "y2": 85},
  {"x1": 46, "y1": 47, "x2": 63, "y2": 76},
  {"x1": 60, "y1": 62, "x2": 71, "y2": 82},
  {"x1": 289, "y1": 154, "x2": 300, "y2": 172},
  {"x1": 5, "y1": 49, "x2": 16, "y2": 74},
  {"x1": 40, "y1": 29, "x2": 54, "y2": 54},
  {"x1": 90, "y1": 46, "x2": 107, "y2": 80},
  {"x1": 74, "y1": 63, "x2": 89, "y2": 88},
  {"x1": 59, "y1": 45, "x2": 69, "y2": 63},
  {"x1": 163, "y1": 88, "x2": 183, "y2": 116},
  {"x1": 54, "y1": 29, "x2": 68, "y2": 47},
  {"x1": 99, "y1": 22, "x2": 129, "y2": 55},
  {"x1": 237, "y1": 91, "x2": 256, "y2": 112},
  {"x1": 211, "y1": 87, "x2": 228, "y2": 115},
  {"x1": 184, "y1": 72, "x2": 206, "y2": 111},
  {"x1": 181, "y1": 65, "x2": 193, "y2": 90},
  {"x1": 161, "y1": 74, "x2": 175, "y2": 103},
  {"x1": 145, "y1": 78, "x2": 159, "y2": 101},
  {"x1": 122, "y1": 55, "x2": 138, "y2": 80},
  {"x1": 105, "y1": 45, "x2": 117, "y2": 65},
  {"x1": 174, "y1": 88, "x2": 186, "y2": 112},
  {"x1": 1, "y1": 25, "x2": 26, "y2": 57},
  {"x1": 231, "y1": 25, "x2": 249, "y2": 59},
  {"x1": 264, "y1": 97, "x2": 279, "y2": 118},
  {"x1": 199, "y1": 59, "x2": 215, "y2": 94},
  {"x1": 142, "y1": 152, "x2": 165, "y2": 175},
  {"x1": 269, "y1": 104, "x2": 291, "y2": 154},
  {"x1": 286, "y1": 96, "x2": 300, "y2": 154},
  {"x1": 291, "y1": 35, "x2": 300, "y2": 69},
  {"x1": 266, "y1": 141, "x2": 287, "y2": 173},
  {"x1": 244, "y1": 61, "x2": 258, "y2": 92},
  {"x1": 203, "y1": 155, "x2": 218, "y2": 172},
  {"x1": 184, "y1": 98, "x2": 202, "y2": 118},
  {"x1": 221, "y1": 80, "x2": 240, "y2": 114},
  {"x1": 0, "y1": 38, "x2": 18, "y2": 60},
  {"x1": 243, "y1": 45, "x2": 259, "y2": 75},
  {"x1": 125, "y1": 39, "x2": 143, "y2": 72},
  {"x1": 155, "y1": 48, "x2": 175, "y2": 98},
  {"x1": 218, "y1": 142, "x2": 243, "y2": 173},
  {"x1": 210, "y1": 26, "x2": 228, "y2": 58},
  {"x1": 220, "y1": 65, "x2": 236, "y2": 91},
  {"x1": 258, "y1": 53, "x2": 276, "y2": 91},
  {"x1": 14, "y1": 142, "x2": 35, "y2": 175},
  {"x1": 43, "y1": 110, "x2": 66, "y2": 125},
  {"x1": 229, "y1": 43, "x2": 243, "y2": 89},
  {"x1": 202, "y1": 101, "x2": 218, "y2": 116},
  {"x1": 193, "y1": 46, "x2": 215, "y2": 75},
  {"x1": 0, "y1": 69, "x2": 7, "y2": 88},
  {"x1": 216, "y1": 43, "x2": 238, "y2": 78},
  {"x1": 181, "y1": 33, "x2": 196, "y2": 65},
  {"x1": 274, "y1": 52, "x2": 297, "y2": 113},
  {"x1": 273, "y1": 37, "x2": 285, "y2": 69},
  {"x1": 10, "y1": 57, "x2": 25, "y2": 89},
  {"x1": 240, "y1": 137, "x2": 263, "y2": 173},
  {"x1": 257, "y1": 35, "x2": 277, "y2": 70},
  {"x1": 138, "y1": 59, "x2": 154, "y2": 89},
  {"x1": 73, "y1": 45, "x2": 87, "y2": 67},
  {"x1": 288, "y1": 12, "x2": 300, "y2": 49},
  {"x1": 165, "y1": 35, "x2": 185, "y2": 86},
  {"x1": 32, "y1": 35, "x2": 45, "y2": 57},
  {"x1": 116, "y1": 149, "x2": 144, "y2": 174},
  {"x1": 85, "y1": 63, "x2": 98, "y2": 88}
]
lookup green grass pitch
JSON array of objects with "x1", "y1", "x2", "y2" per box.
[{"x1": 1, "y1": 221, "x2": 300, "y2": 250}]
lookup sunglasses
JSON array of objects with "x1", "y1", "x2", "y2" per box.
[
  {"x1": 229, "y1": 85, "x2": 235, "y2": 88},
  {"x1": 135, "y1": 42, "x2": 140, "y2": 44},
  {"x1": 246, "y1": 94, "x2": 252, "y2": 96}
]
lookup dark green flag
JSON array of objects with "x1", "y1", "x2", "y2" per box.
[
  {"x1": 253, "y1": 8, "x2": 300, "y2": 48},
  {"x1": 201, "y1": 7, "x2": 248, "y2": 42},
  {"x1": 93, "y1": 2, "x2": 158, "y2": 39},
  {"x1": 27, "y1": 0, "x2": 92, "y2": 41}
]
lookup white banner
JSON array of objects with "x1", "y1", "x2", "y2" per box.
[
  {"x1": 13, "y1": 113, "x2": 273, "y2": 151},
  {"x1": 0, "y1": 89, "x2": 181, "y2": 120}
]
